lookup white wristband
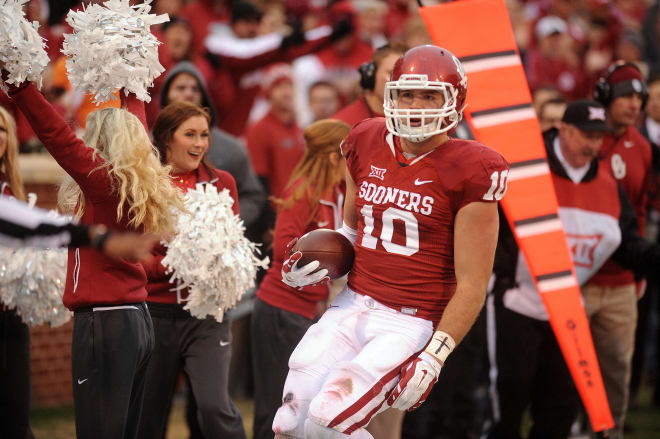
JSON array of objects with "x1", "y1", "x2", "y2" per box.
[
  {"x1": 424, "y1": 331, "x2": 456, "y2": 366},
  {"x1": 336, "y1": 221, "x2": 357, "y2": 246}
]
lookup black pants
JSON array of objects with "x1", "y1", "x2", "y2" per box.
[
  {"x1": 0, "y1": 308, "x2": 33, "y2": 439},
  {"x1": 138, "y1": 302, "x2": 246, "y2": 439},
  {"x1": 72, "y1": 302, "x2": 154, "y2": 439},
  {"x1": 488, "y1": 305, "x2": 579, "y2": 439},
  {"x1": 251, "y1": 298, "x2": 313, "y2": 439}
]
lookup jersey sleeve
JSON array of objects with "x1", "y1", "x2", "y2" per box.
[{"x1": 454, "y1": 148, "x2": 509, "y2": 211}]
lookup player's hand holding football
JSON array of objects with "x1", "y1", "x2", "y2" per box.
[
  {"x1": 387, "y1": 331, "x2": 456, "y2": 411},
  {"x1": 281, "y1": 238, "x2": 329, "y2": 289}
]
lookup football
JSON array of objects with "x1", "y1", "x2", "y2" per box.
[{"x1": 291, "y1": 229, "x2": 355, "y2": 279}]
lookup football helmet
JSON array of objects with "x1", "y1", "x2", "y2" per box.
[{"x1": 384, "y1": 45, "x2": 468, "y2": 142}]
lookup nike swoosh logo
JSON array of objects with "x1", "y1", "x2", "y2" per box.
[
  {"x1": 414, "y1": 178, "x2": 433, "y2": 186},
  {"x1": 77, "y1": 378, "x2": 88, "y2": 384},
  {"x1": 219, "y1": 340, "x2": 231, "y2": 347},
  {"x1": 624, "y1": 141, "x2": 634, "y2": 148},
  {"x1": 317, "y1": 221, "x2": 329, "y2": 227}
]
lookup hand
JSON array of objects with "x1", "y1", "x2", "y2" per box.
[
  {"x1": 281, "y1": 251, "x2": 329, "y2": 289},
  {"x1": 281, "y1": 20, "x2": 306, "y2": 50},
  {"x1": 330, "y1": 17, "x2": 353, "y2": 42},
  {"x1": 387, "y1": 352, "x2": 441, "y2": 411},
  {"x1": 102, "y1": 232, "x2": 161, "y2": 263}
]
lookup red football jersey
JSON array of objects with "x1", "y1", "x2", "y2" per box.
[{"x1": 341, "y1": 118, "x2": 509, "y2": 323}]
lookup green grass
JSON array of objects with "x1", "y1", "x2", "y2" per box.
[
  {"x1": 31, "y1": 397, "x2": 254, "y2": 439},
  {"x1": 30, "y1": 388, "x2": 659, "y2": 438}
]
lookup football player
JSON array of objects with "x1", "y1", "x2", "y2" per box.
[{"x1": 276, "y1": 45, "x2": 509, "y2": 439}]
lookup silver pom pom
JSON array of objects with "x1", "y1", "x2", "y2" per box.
[
  {"x1": 0, "y1": 246, "x2": 70, "y2": 327},
  {"x1": 162, "y1": 183, "x2": 269, "y2": 323},
  {"x1": 61, "y1": 0, "x2": 169, "y2": 103},
  {"x1": 0, "y1": 0, "x2": 50, "y2": 92}
]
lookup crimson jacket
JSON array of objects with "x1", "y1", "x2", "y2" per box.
[
  {"x1": 257, "y1": 179, "x2": 345, "y2": 319},
  {"x1": 142, "y1": 164, "x2": 239, "y2": 304},
  {"x1": 8, "y1": 82, "x2": 151, "y2": 310}
]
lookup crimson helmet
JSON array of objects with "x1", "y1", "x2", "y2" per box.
[{"x1": 384, "y1": 45, "x2": 468, "y2": 142}]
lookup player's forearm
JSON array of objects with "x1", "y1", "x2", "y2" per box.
[{"x1": 434, "y1": 282, "x2": 487, "y2": 345}]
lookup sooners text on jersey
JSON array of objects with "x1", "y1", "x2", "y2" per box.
[{"x1": 341, "y1": 118, "x2": 509, "y2": 323}]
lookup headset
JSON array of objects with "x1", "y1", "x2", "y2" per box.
[
  {"x1": 358, "y1": 61, "x2": 376, "y2": 91},
  {"x1": 593, "y1": 60, "x2": 649, "y2": 108}
]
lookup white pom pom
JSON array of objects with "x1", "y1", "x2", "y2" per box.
[
  {"x1": 162, "y1": 183, "x2": 269, "y2": 323},
  {"x1": 0, "y1": 246, "x2": 71, "y2": 327},
  {"x1": 0, "y1": 0, "x2": 50, "y2": 91},
  {"x1": 61, "y1": 0, "x2": 169, "y2": 103}
]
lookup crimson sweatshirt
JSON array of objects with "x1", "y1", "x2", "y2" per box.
[
  {"x1": 257, "y1": 179, "x2": 344, "y2": 319},
  {"x1": 8, "y1": 82, "x2": 152, "y2": 310},
  {"x1": 142, "y1": 165, "x2": 239, "y2": 304}
]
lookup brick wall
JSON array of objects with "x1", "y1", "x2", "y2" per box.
[
  {"x1": 30, "y1": 322, "x2": 73, "y2": 407},
  {"x1": 26, "y1": 180, "x2": 73, "y2": 407}
]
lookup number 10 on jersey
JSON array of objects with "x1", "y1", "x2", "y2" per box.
[{"x1": 483, "y1": 170, "x2": 508, "y2": 201}]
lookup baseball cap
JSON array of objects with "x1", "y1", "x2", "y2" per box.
[
  {"x1": 535, "y1": 16, "x2": 567, "y2": 39},
  {"x1": 561, "y1": 100, "x2": 609, "y2": 132}
]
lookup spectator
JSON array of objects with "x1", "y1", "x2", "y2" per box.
[
  {"x1": 293, "y1": 1, "x2": 373, "y2": 127},
  {"x1": 251, "y1": 118, "x2": 350, "y2": 439},
  {"x1": 308, "y1": 81, "x2": 342, "y2": 122},
  {"x1": 539, "y1": 97, "x2": 568, "y2": 132},
  {"x1": 333, "y1": 42, "x2": 407, "y2": 126},
  {"x1": 384, "y1": 0, "x2": 413, "y2": 39},
  {"x1": 159, "y1": 62, "x2": 266, "y2": 231},
  {"x1": 148, "y1": 17, "x2": 196, "y2": 124},
  {"x1": 631, "y1": 73, "x2": 660, "y2": 410},
  {"x1": 639, "y1": 74, "x2": 660, "y2": 146},
  {"x1": 642, "y1": 0, "x2": 660, "y2": 75},
  {"x1": 204, "y1": 0, "x2": 351, "y2": 136},
  {"x1": 246, "y1": 64, "x2": 305, "y2": 202},
  {"x1": 525, "y1": 15, "x2": 584, "y2": 99},
  {"x1": 588, "y1": 60, "x2": 653, "y2": 438},
  {"x1": 488, "y1": 99, "x2": 660, "y2": 439},
  {"x1": 246, "y1": 64, "x2": 305, "y2": 250},
  {"x1": 356, "y1": 0, "x2": 389, "y2": 49},
  {"x1": 179, "y1": 0, "x2": 231, "y2": 57},
  {"x1": 138, "y1": 101, "x2": 247, "y2": 439},
  {"x1": 0, "y1": 105, "x2": 32, "y2": 439}
]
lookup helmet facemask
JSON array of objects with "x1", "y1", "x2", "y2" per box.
[{"x1": 384, "y1": 74, "x2": 462, "y2": 143}]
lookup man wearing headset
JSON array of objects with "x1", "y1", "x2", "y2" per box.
[
  {"x1": 333, "y1": 43, "x2": 407, "y2": 126},
  {"x1": 587, "y1": 60, "x2": 653, "y2": 437}
]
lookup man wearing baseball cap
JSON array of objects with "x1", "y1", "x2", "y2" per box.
[
  {"x1": 488, "y1": 100, "x2": 660, "y2": 438},
  {"x1": 590, "y1": 62, "x2": 653, "y2": 437}
]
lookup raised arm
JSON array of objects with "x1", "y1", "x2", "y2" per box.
[
  {"x1": 6, "y1": 81, "x2": 111, "y2": 195},
  {"x1": 120, "y1": 90, "x2": 148, "y2": 132}
]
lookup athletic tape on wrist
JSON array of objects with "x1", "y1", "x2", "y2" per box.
[{"x1": 424, "y1": 331, "x2": 456, "y2": 366}]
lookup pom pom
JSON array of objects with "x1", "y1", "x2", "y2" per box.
[
  {"x1": 162, "y1": 183, "x2": 269, "y2": 323},
  {"x1": 0, "y1": 246, "x2": 70, "y2": 327},
  {"x1": 61, "y1": 0, "x2": 169, "y2": 103},
  {"x1": 0, "y1": 0, "x2": 50, "y2": 92}
]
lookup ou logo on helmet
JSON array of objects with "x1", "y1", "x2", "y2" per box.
[{"x1": 611, "y1": 153, "x2": 626, "y2": 179}]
